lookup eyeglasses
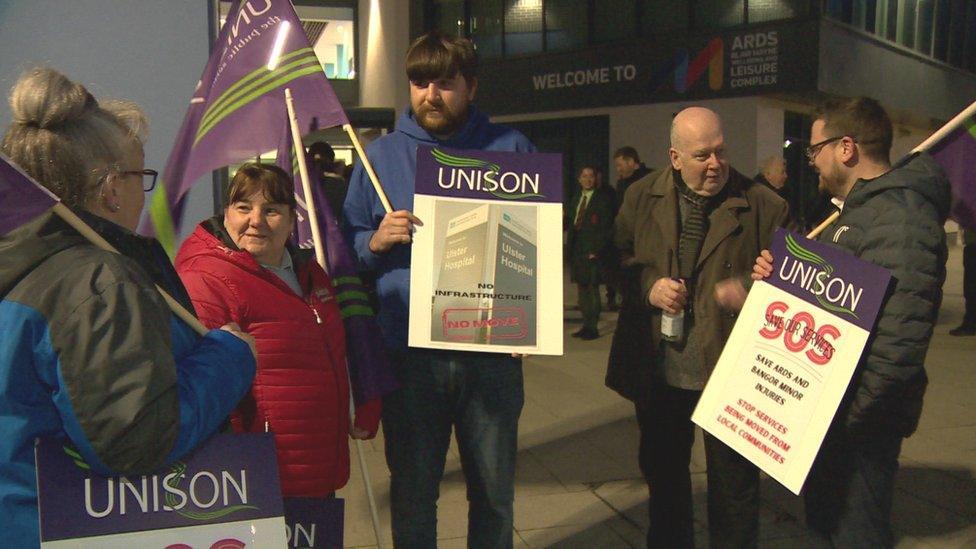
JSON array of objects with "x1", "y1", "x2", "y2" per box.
[
  {"x1": 805, "y1": 136, "x2": 845, "y2": 162},
  {"x1": 121, "y1": 169, "x2": 159, "y2": 192}
]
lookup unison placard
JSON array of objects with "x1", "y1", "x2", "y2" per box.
[
  {"x1": 409, "y1": 146, "x2": 563, "y2": 355},
  {"x1": 37, "y1": 434, "x2": 286, "y2": 547},
  {"x1": 692, "y1": 229, "x2": 891, "y2": 494}
]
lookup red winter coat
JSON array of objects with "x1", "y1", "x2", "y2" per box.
[{"x1": 176, "y1": 219, "x2": 362, "y2": 496}]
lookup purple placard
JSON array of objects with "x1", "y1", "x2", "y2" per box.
[
  {"x1": 283, "y1": 497, "x2": 344, "y2": 549},
  {"x1": 415, "y1": 145, "x2": 563, "y2": 203},
  {"x1": 767, "y1": 228, "x2": 891, "y2": 331},
  {"x1": 37, "y1": 434, "x2": 284, "y2": 542}
]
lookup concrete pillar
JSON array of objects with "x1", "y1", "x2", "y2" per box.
[{"x1": 359, "y1": 0, "x2": 410, "y2": 115}]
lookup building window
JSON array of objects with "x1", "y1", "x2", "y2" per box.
[
  {"x1": 593, "y1": 0, "x2": 636, "y2": 43},
  {"x1": 932, "y1": 0, "x2": 951, "y2": 61},
  {"x1": 852, "y1": 0, "x2": 878, "y2": 33},
  {"x1": 914, "y1": 0, "x2": 936, "y2": 55},
  {"x1": 824, "y1": 0, "x2": 853, "y2": 24},
  {"x1": 220, "y1": 1, "x2": 357, "y2": 80},
  {"x1": 420, "y1": 0, "x2": 820, "y2": 58},
  {"x1": 749, "y1": 0, "x2": 806, "y2": 23},
  {"x1": 432, "y1": 0, "x2": 466, "y2": 37},
  {"x1": 896, "y1": 0, "x2": 917, "y2": 49},
  {"x1": 696, "y1": 0, "x2": 745, "y2": 29},
  {"x1": 641, "y1": 0, "x2": 690, "y2": 33},
  {"x1": 504, "y1": 0, "x2": 544, "y2": 55},
  {"x1": 471, "y1": 0, "x2": 504, "y2": 58},
  {"x1": 544, "y1": 0, "x2": 587, "y2": 51},
  {"x1": 823, "y1": 0, "x2": 974, "y2": 74}
]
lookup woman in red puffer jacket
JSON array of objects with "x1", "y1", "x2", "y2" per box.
[{"x1": 176, "y1": 162, "x2": 380, "y2": 496}]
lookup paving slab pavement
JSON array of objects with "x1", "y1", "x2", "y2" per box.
[{"x1": 339, "y1": 242, "x2": 976, "y2": 547}]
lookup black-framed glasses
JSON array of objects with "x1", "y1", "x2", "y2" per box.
[
  {"x1": 805, "y1": 136, "x2": 845, "y2": 162},
  {"x1": 121, "y1": 169, "x2": 159, "y2": 192}
]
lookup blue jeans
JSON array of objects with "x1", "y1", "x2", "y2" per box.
[
  {"x1": 804, "y1": 428, "x2": 903, "y2": 548},
  {"x1": 382, "y1": 349, "x2": 524, "y2": 549}
]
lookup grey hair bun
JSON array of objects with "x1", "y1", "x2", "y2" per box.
[{"x1": 9, "y1": 67, "x2": 97, "y2": 130}]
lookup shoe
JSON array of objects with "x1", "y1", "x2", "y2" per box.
[
  {"x1": 949, "y1": 323, "x2": 976, "y2": 336},
  {"x1": 579, "y1": 328, "x2": 599, "y2": 340},
  {"x1": 571, "y1": 328, "x2": 586, "y2": 338}
]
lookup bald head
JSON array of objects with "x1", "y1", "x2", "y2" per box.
[
  {"x1": 759, "y1": 156, "x2": 787, "y2": 189},
  {"x1": 670, "y1": 107, "x2": 724, "y2": 150},
  {"x1": 669, "y1": 107, "x2": 729, "y2": 197}
]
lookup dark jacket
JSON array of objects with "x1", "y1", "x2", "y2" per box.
[
  {"x1": 177, "y1": 217, "x2": 378, "y2": 496},
  {"x1": 817, "y1": 153, "x2": 950, "y2": 438},
  {"x1": 754, "y1": 173, "x2": 786, "y2": 199},
  {"x1": 566, "y1": 188, "x2": 615, "y2": 284},
  {"x1": 342, "y1": 106, "x2": 535, "y2": 349},
  {"x1": 616, "y1": 164, "x2": 653, "y2": 210},
  {"x1": 0, "y1": 211, "x2": 255, "y2": 547},
  {"x1": 606, "y1": 168, "x2": 788, "y2": 401}
]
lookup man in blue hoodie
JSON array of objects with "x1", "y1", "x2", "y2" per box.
[{"x1": 343, "y1": 31, "x2": 534, "y2": 548}]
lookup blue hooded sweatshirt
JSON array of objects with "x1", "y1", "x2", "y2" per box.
[{"x1": 343, "y1": 106, "x2": 535, "y2": 350}]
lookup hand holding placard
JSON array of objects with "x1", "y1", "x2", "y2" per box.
[{"x1": 369, "y1": 210, "x2": 424, "y2": 253}]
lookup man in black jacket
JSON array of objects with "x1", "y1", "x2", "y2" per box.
[
  {"x1": 613, "y1": 146, "x2": 652, "y2": 209},
  {"x1": 611, "y1": 147, "x2": 653, "y2": 311},
  {"x1": 755, "y1": 97, "x2": 950, "y2": 547}
]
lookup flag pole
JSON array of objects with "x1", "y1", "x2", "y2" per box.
[
  {"x1": 52, "y1": 203, "x2": 208, "y2": 336},
  {"x1": 806, "y1": 211, "x2": 839, "y2": 239},
  {"x1": 285, "y1": 88, "x2": 327, "y2": 269},
  {"x1": 285, "y1": 89, "x2": 387, "y2": 549},
  {"x1": 807, "y1": 99, "x2": 976, "y2": 240},
  {"x1": 912, "y1": 99, "x2": 976, "y2": 153},
  {"x1": 343, "y1": 124, "x2": 394, "y2": 214}
]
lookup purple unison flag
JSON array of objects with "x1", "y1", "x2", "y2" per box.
[
  {"x1": 929, "y1": 112, "x2": 976, "y2": 231},
  {"x1": 144, "y1": 0, "x2": 349, "y2": 255},
  {"x1": 276, "y1": 125, "x2": 396, "y2": 405},
  {"x1": 0, "y1": 152, "x2": 59, "y2": 235}
]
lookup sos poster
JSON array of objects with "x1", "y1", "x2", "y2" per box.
[
  {"x1": 409, "y1": 146, "x2": 564, "y2": 355},
  {"x1": 692, "y1": 229, "x2": 891, "y2": 494}
]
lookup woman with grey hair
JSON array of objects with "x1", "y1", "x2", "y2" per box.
[{"x1": 0, "y1": 67, "x2": 257, "y2": 547}]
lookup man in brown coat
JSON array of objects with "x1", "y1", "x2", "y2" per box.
[{"x1": 607, "y1": 107, "x2": 788, "y2": 548}]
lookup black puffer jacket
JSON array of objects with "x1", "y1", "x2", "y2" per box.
[{"x1": 818, "y1": 153, "x2": 950, "y2": 438}]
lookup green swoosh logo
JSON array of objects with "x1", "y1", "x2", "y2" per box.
[
  {"x1": 164, "y1": 462, "x2": 258, "y2": 521},
  {"x1": 432, "y1": 148, "x2": 500, "y2": 173},
  {"x1": 784, "y1": 234, "x2": 858, "y2": 319}
]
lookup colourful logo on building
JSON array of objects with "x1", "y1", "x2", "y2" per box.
[{"x1": 649, "y1": 37, "x2": 724, "y2": 94}]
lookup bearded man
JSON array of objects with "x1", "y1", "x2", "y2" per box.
[{"x1": 343, "y1": 31, "x2": 534, "y2": 549}]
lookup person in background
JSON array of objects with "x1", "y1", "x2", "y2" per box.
[
  {"x1": 176, "y1": 163, "x2": 381, "y2": 499},
  {"x1": 343, "y1": 31, "x2": 533, "y2": 548},
  {"x1": 608, "y1": 107, "x2": 787, "y2": 548},
  {"x1": 950, "y1": 228, "x2": 976, "y2": 336},
  {"x1": 595, "y1": 166, "x2": 620, "y2": 311},
  {"x1": 613, "y1": 146, "x2": 653, "y2": 206},
  {"x1": 612, "y1": 146, "x2": 654, "y2": 311},
  {"x1": 308, "y1": 141, "x2": 349, "y2": 223},
  {"x1": 567, "y1": 165, "x2": 614, "y2": 340},
  {"x1": 754, "y1": 155, "x2": 788, "y2": 199},
  {"x1": 0, "y1": 67, "x2": 257, "y2": 547},
  {"x1": 755, "y1": 155, "x2": 799, "y2": 230},
  {"x1": 752, "y1": 97, "x2": 949, "y2": 546}
]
